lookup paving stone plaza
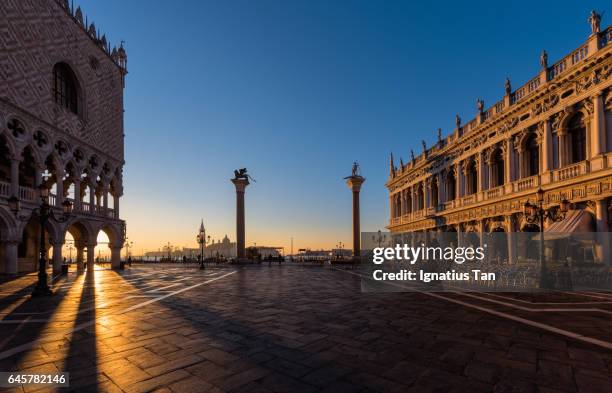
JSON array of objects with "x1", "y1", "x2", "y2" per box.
[{"x1": 0, "y1": 264, "x2": 611, "y2": 393}]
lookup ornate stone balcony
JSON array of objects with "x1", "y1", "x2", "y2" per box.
[
  {"x1": 554, "y1": 161, "x2": 589, "y2": 182},
  {"x1": 461, "y1": 194, "x2": 476, "y2": 206},
  {"x1": 485, "y1": 186, "x2": 504, "y2": 200},
  {"x1": 515, "y1": 175, "x2": 539, "y2": 192}
]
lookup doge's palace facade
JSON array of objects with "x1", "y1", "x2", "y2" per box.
[
  {"x1": 0, "y1": 0, "x2": 127, "y2": 273},
  {"x1": 387, "y1": 17, "x2": 612, "y2": 251}
]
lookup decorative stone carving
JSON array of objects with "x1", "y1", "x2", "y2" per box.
[
  {"x1": 540, "y1": 50, "x2": 548, "y2": 69},
  {"x1": 588, "y1": 10, "x2": 602, "y2": 35},
  {"x1": 583, "y1": 98, "x2": 594, "y2": 115}
]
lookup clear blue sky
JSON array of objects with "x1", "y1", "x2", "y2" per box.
[{"x1": 78, "y1": 0, "x2": 607, "y2": 253}]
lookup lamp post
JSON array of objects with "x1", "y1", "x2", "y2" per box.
[
  {"x1": 197, "y1": 225, "x2": 207, "y2": 269},
  {"x1": 523, "y1": 188, "x2": 569, "y2": 289},
  {"x1": 373, "y1": 230, "x2": 386, "y2": 248},
  {"x1": 124, "y1": 237, "x2": 133, "y2": 259},
  {"x1": 67, "y1": 243, "x2": 74, "y2": 263},
  {"x1": 163, "y1": 242, "x2": 172, "y2": 261},
  {"x1": 8, "y1": 184, "x2": 73, "y2": 297}
]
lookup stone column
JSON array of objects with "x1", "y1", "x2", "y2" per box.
[
  {"x1": 412, "y1": 186, "x2": 417, "y2": 211},
  {"x1": 113, "y1": 194, "x2": 120, "y2": 218},
  {"x1": 76, "y1": 244, "x2": 85, "y2": 273},
  {"x1": 4, "y1": 241, "x2": 18, "y2": 274},
  {"x1": 10, "y1": 158, "x2": 19, "y2": 197},
  {"x1": 231, "y1": 178, "x2": 250, "y2": 259},
  {"x1": 456, "y1": 224, "x2": 463, "y2": 248},
  {"x1": 439, "y1": 173, "x2": 446, "y2": 204},
  {"x1": 55, "y1": 168, "x2": 64, "y2": 207},
  {"x1": 110, "y1": 245, "x2": 122, "y2": 269},
  {"x1": 346, "y1": 175, "x2": 365, "y2": 258},
  {"x1": 86, "y1": 241, "x2": 96, "y2": 273},
  {"x1": 34, "y1": 165, "x2": 43, "y2": 187},
  {"x1": 102, "y1": 186, "x2": 109, "y2": 216},
  {"x1": 477, "y1": 152, "x2": 486, "y2": 192},
  {"x1": 558, "y1": 130, "x2": 568, "y2": 167},
  {"x1": 478, "y1": 220, "x2": 486, "y2": 257},
  {"x1": 52, "y1": 241, "x2": 63, "y2": 275},
  {"x1": 517, "y1": 148, "x2": 524, "y2": 179},
  {"x1": 506, "y1": 215, "x2": 516, "y2": 264},
  {"x1": 89, "y1": 184, "x2": 95, "y2": 213},
  {"x1": 591, "y1": 93, "x2": 606, "y2": 169},
  {"x1": 542, "y1": 119, "x2": 552, "y2": 173},
  {"x1": 73, "y1": 178, "x2": 81, "y2": 211},
  {"x1": 505, "y1": 138, "x2": 514, "y2": 184},
  {"x1": 595, "y1": 199, "x2": 610, "y2": 265},
  {"x1": 456, "y1": 163, "x2": 462, "y2": 198}
]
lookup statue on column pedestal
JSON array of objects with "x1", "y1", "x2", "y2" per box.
[{"x1": 233, "y1": 168, "x2": 255, "y2": 183}]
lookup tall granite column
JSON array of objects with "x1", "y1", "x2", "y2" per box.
[
  {"x1": 231, "y1": 177, "x2": 250, "y2": 259},
  {"x1": 346, "y1": 175, "x2": 365, "y2": 258}
]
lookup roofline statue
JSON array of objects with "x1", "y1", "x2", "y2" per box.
[{"x1": 588, "y1": 10, "x2": 603, "y2": 35}]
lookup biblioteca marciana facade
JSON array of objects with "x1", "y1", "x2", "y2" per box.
[
  {"x1": 0, "y1": 0, "x2": 127, "y2": 273},
  {"x1": 387, "y1": 16, "x2": 612, "y2": 256}
]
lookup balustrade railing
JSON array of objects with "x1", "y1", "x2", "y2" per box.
[
  {"x1": 571, "y1": 44, "x2": 588, "y2": 65},
  {"x1": 485, "y1": 186, "x2": 503, "y2": 200},
  {"x1": 0, "y1": 181, "x2": 10, "y2": 197},
  {"x1": 461, "y1": 194, "x2": 476, "y2": 206},
  {"x1": 515, "y1": 175, "x2": 539, "y2": 192},
  {"x1": 19, "y1": 186, "x2": 37, "y2": 201},
  {"x1": 555, "y1": 162, "x2": 588, "y2": 181},
  {"x1": 526, "y1": 76, "x2": 540, "y2": 93}
]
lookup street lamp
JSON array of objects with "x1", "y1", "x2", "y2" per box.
[
  {"x1": 197, "y1": 227, "x2": 207, "y2": 270},
  {"x1": 372, "y1": 230, "x2": 386, "y2": 248},
  {"x1": 9, "y1": 184, "x2": 73, "y2": 297},
  {"x1": 67, "y1": 243, "x2": 74, "y2": 263},
  {"x1": 523, "y1": 188, "x2": 569, "y2": 289},
  {"x1": 164, "y1": 242, "x2": 172, "y2": 261},
  {"x1": 124, "y1": 238, "x2": 134, "y2": 259}
]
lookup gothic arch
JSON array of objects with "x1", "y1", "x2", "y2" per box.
[
  {"x1": 0, "y1": 206, "x2": 18, "y2": 242},
  {"x1": 94, "y1": 222, "x2": 124, "y2": 248},
  {"x1": 51, "y1": 61, "x2": 85, "y2": 117}
]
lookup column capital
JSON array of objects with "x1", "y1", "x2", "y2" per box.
[
  {"x1": 346, "y1": 175, "x2": 365, "y2": 192},
  {"x1": 231, "y1": 178, "x2": 250, "y2": 192}
]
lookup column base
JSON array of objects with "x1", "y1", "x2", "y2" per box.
[
  {"x1": 590, "y1": 155, "x2": 606, "y2": 171},
  {"x1": 32, "y1": 285, "x2": 53, "y2": 297}
]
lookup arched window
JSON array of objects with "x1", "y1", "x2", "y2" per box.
[
  {"x1": 406, "y1": 191, "x2": 412, "y2": 213},
  {"x1": 431, "y1": 178, "x2": 439, "y2": 207},
  {"x1": 417, "y1": 184, "x2": 424, "y2": 210},
  {"x1": 568, "y1": 113, "x2": 586, "y2": 164},
  {"x1": 525, "y1": 133, "x2": 539, "y2": 177},
  {"x1": 0, "y1": 136, "x2": 11, "y2": 182},
  {"x1": 396, "y1": 194, "x2": 402, "y2": 217},
  {"x1": 446, "y1": 171, "x2": 456, "y2": 200},
  {"x1": 466, "y1": 162, "x2": 478, "y2": 195},
  {"x1": 53, "y1": 63, "x2": 80, "y2": 115},
  {"x1": 490, "y1": 149, "x2": 505, "y2": 187}
]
